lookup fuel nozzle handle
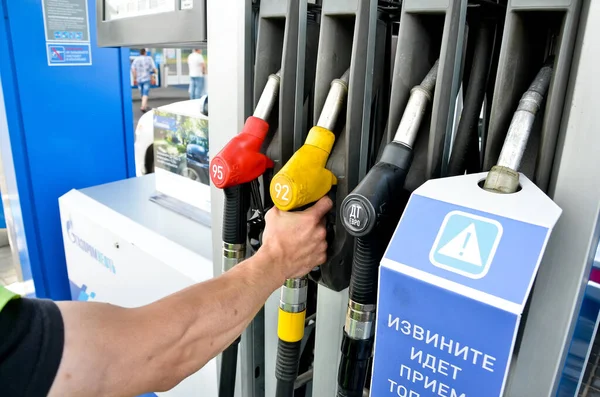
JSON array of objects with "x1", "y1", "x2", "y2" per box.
[
  {"x1": 210, "y1": 71, "x2": 281, "y2": 190},
  {"x1": 484, "y1": 59, "x2": 554, "y2": 194},
  {"x1": 341, "y1": 60, "x2": 438, "y2": 239},
  {"x1": 270, "y1": 68, "x2": 350, "y2": 211},
  {"x1": 340, "y1": 142, "x2": 413, "y2": 302}
]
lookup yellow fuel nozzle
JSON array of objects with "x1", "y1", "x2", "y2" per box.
[
  {"x1": 270, "y1": 68, "x2": 349, "y2": 211},
  {"x1": 270, "y1": 126, "x2": 338, "y2": 211}
]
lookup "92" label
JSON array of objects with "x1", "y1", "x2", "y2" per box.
[{"x1": 273, "y1": 182, "x2": 290, "y2": 201}]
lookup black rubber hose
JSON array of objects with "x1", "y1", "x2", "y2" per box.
[
  {"x1": 448, "y1": 19, "x2": 495, "y2": 176},
  {"x1": 219, "y1": 336, "x2": 241, "y2": 397},
  {"x1": 223, "y1": 184, "x2": 251, "y2": 244},
  {"x1": 275, "y1": 339, "x2": 302, "y2": 397},
  {"x1": 349, "y1": 236, "x2": 381, "y2": 304},
  {"x1": 337, "y1": 335, "x2": 374, "y2": 397},
  {"x1": 276, "y1": 380, "x2": 295, "y2": 397}
]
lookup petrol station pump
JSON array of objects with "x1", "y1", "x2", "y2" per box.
[{"x1": 91, "y1": 0, "x2": 600, "y2": 395}]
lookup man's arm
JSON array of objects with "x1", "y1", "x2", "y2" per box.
[
  {"x1": 131, "y1": 58, "x2": 137, "y2": 80},
  {"x1": 48, "y1": 197, "x2": 332, "y2": 397}
]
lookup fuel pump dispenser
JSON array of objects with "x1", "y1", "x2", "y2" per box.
[
  {"x1": 270, "y1": 69, "x2": 350, "y2": 397},
  {"x1": 209, "y1": 71, "x2": 281, "y2": 397},
  {"x1": 337, "y1": 60, "x2": 439, "y2": 397}
]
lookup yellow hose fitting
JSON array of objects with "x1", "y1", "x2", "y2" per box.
[{"x1": 277, "y1": 309, "x2": 306, "y2": 343}]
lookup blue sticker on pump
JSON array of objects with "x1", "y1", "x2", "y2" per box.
[
  {"x1": 47, "y1": 43, "x2": 91, "y2": 66},
  {"x1": 384, "y1": 195, "x2": 549, "y2": 307}
]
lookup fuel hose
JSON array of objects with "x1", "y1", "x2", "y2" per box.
[
  {"x1": 210, "y1": 70, "x2": 281, "y2": 397},
  {"x1": 270, "y1": 68, "x2": 350, "y2": 397},
  {"x1": 338, "y1": 60, "x2": 439, "y2": 397},
  {"x1": 448, "y1": 18, "x2": 495, "y2": 176},
  {"x1": 483, "y1": 59, "x2": 554, "y2": 194}
]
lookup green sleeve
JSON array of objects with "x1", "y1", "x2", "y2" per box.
[{"x1": 0, "y1": 285, "x2": 19, "y2": 312}]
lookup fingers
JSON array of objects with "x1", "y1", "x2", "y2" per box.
[
  {"x1": 265, "y1": 206, "x2": 280, "y2": 222},
  {"x1": 304, "y1": 196, "x2": 333, "y2": 221}
]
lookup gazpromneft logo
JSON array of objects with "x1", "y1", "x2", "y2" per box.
[{"x1": 66, "y1": 219, "x2": 116, "y2": 274}]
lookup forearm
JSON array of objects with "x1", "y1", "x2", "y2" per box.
[
  {"x1": 50, "y1": 250, "x2": 283, "y2": 397},
  {"x1": 140, "y1": 249, "x2": 283, "y2": 387}
]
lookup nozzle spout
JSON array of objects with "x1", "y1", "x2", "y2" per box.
[
  {"x1": 392, "y1": 60, "x2": 439, "y2": 148},
  {"x1": 316, "y1": 68, "x2": 351, "y2": 131},
  {"x1": 496, "y1": 60, "x2": 554, "y2": 171},
  {"x1": 253, "y1": 70, "x2": 282, "y2": 121}
]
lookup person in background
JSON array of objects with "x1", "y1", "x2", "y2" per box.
[
  {"x1": 188, "y1": 49, "x2": 207, "y2": 100},
  {"x1": 131, "y1": 49, "x2": 158, "y2": 113}
]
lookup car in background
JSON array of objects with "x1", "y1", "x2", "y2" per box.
[
  {"x1": 185, "y1": 136, "x2": 210, "y2": 184},
  {"x1": 134, "y1": 95, "x2": 208, "y2": 177}
]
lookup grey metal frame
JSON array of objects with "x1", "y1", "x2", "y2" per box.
[
  {"x1": 503, "y1": 0, "x2": 600, "y2": 394},
  {"x1": 96, "y1": 0, "x2": 207, "y2": 47},
  {"x1": 483, "y1": 0, "x2": 583, "y2": 192},
  {"x1": 387, "y1": 0, "x2": 467, "y2": 191}
]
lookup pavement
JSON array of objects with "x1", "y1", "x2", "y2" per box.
[{"x1": 131, "y1": 86, "x2": 190, "y2": 128}]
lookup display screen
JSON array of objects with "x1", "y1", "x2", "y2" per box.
[{"x1": 104, "y1": 0, "x2": 176, "y2": 21}]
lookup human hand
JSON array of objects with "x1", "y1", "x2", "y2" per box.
[
  {"x1": 133, "y1": 80, "x2": 138, "y2": 86},
  {"x1": 261, "y1": 196, "x2": 333, "y2": 281}
]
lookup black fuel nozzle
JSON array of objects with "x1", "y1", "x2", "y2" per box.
[{"x1": 337, "y1": 60, "x2": 439, "y2": 397}]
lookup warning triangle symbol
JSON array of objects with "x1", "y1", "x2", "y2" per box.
[{"x1": 437, "y1": 223, "x2": 483, "y2": 266}]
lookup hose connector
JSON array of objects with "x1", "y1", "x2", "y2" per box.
[
  {"x1": 345, "y1": 300, "x2": 376, "y2": 340},
  {"x1": 270, "y1": 126, "x2": 338, "y2": 211},
  {"x1": 483, "y1": 166, "x2": 520, "y2": 194},
  {"x1": 278, "y1": 277, "x2": 308, "y2": 343},
  {"x1": 223, "y1": 243, "x2": 245, "y2": 272}
]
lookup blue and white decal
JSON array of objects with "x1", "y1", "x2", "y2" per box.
[
  {"x1": 430, "y1": 211, "x2": 502, "y2": 279},
  {"x1": 47, "y1": 43, "x2": 92, "y2": 66},
  {"x1": 384, "y1": 195, "x2": 549, "y2": 311}
]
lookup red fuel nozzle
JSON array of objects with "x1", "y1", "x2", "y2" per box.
[{"x1": 210, "y1": 116, "x2": 274, "y2": 189}]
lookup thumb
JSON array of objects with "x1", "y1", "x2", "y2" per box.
[{"x1": 305, "y1": 196, "x2": 333, "y2": 220}]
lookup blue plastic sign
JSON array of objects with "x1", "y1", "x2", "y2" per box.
[
  {"x1": 371, "y1": 267, "x2": 517, "y2": 397},
  {"x1": 47, "y1": 44, "x2": 92, "y2": 66},
  {"x1": 430, "y1": 211, "x2": 503, "y2": 279},
  {"x1": 43, "y1": 0, "x2": 92, "y2": 66},
  {"x1": 371, "y1": 186, "x2": 558, "y2": 397},
  {"x1": 384, "y1": 195, "x2": 549, "y2": 308}
]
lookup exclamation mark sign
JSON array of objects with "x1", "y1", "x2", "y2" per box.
[{"x1": 459, "y1": 232, "x2": 471, "y2": 256}]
